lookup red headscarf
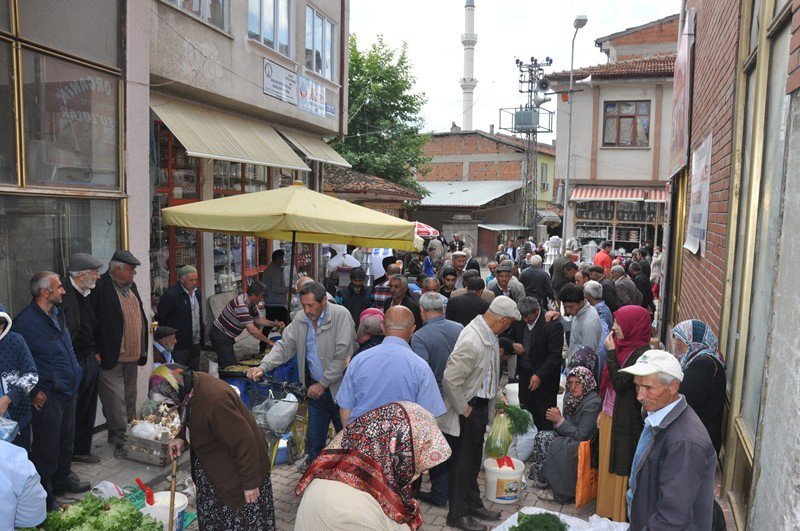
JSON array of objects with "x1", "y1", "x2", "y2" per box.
[{"x1": 599, "y1": 305, "x2": 652, "y2": 398}]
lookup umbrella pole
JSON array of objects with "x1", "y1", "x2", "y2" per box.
[{"x1": 286, "y1": 231, "x2": 297, "y2": 309}]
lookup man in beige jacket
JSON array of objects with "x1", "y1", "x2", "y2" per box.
[
  {"x1": 249, "y1": 281, "x2": 355, "y2": 467},
  {"x1": 441, "y1": 297, "x2": 521, "y2": 531}
]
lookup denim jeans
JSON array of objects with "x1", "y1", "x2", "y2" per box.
[{"x1": 305, "y1": 385, "x2": 342, "y2": 461}]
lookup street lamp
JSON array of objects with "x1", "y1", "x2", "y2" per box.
[{"x1": 562, "y1": 14, "x2": 587, "y2": 253}]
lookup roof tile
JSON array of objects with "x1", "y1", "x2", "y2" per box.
[{"x1": 548, "y1": 53, "x2": 676, "y2": 81}]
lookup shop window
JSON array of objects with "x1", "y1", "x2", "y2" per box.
[
  {"x1": 305, "y1": 6, "x2": 335, "y2": 80},
  {"x1": 602, "y1": 100, "x2": 650, "y2": 147},
  {"x1": 165, "y1": 0, "x2": 227, "y2": 31},
  {"x1": 249, "y1": 0, "x2": 290, "y2": 56},
  {"x1": 18, "y1": 0, "x2": 120, "y2": 67},
  {"x1": 0, "y1": 195, "x2": 119, "y2": 315},
  {"x1": 22, "y1": 50, "x2": 119, "y2": 190},
  {"x1": 0, "y1": 41, "x2": 15, "y2": 184},
  {"x1": 0, "y1": 0, "x2": 9, "y2": 33}
]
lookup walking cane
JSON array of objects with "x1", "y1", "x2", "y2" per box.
[{"x1": 168, "y1": 456, "x2": 178, "y2": 531}]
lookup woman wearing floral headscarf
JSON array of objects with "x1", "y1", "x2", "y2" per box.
[
  {"x1": 295, "y1": 401, "x2": 450, "y2": 530},
  {"x1": 528, "y1": 366, "x2": 602, "y2": 503},
  {"x1": 672, "y1": 319, "x2": 726, "y2": 454},
  {"x1": 150, "y1": 364, "x2": 275, "y2": 530}
]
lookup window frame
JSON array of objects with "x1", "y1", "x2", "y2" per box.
[
  {"x1": 248, "y1": 0, "x2": 292, "y2": 58},
  {"x1": 305, "y1": 4, "x2": 336, "y2": 81},
  {"x1": 601, "y1": 100, "x2": 651, "y2": 148},
  {"x1": 164, "y1": 0, "x2": 229, "y2": 32}
]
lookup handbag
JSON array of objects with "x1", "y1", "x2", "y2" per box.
[{"x1": 575, "y1": 439, "x2": 598, "y2": 509}]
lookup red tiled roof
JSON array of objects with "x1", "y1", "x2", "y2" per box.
[
  {"x1": 323, "y1": 166, "x2": 422, "y2": 200},
  {"x1": 548, "y1": 53, "x2": 676, "y2": 81},
  {"x1": 492, "y1": 133, "x2": 556, "y2": 156}
]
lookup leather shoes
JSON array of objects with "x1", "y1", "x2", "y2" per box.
[
  {"x1": 470, "y1": 506, "x2": 502, "y2": 521},
  {"x1": 446, "y1": 515, "x2": 487, "y2": 531},
  {"x1": 73, "y1": 453, "x2": 102, "y2": 464},
  {"x1": 417, "y1": 490, "x2": 447, "y2": 507},
  {"x1": 53, "y1": 478, "x2": 91, "y2": 495}
]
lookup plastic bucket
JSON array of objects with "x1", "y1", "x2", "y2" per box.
[
  {"x1": 483, "y1": 457, "x2": 525, "y2": 504},
  {"x1": 504, "y1": 383, "x2": 520, "y2": 406},
  {"x1": 141, "y1": 491, "x2": 188, "y2": 531},
  {"x1": 221, "y1": 376, "x2": 250, "y2": 408}
]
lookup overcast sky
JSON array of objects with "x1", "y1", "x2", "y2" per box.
[{"x1": 349, "y1": 0, "x2": 679, "y2": 141}]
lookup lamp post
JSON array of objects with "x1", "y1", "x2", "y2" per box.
[{"x1": 562, "y1": 14, "x2": 587, "y2": 253}]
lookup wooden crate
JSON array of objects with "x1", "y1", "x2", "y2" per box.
[{"x1": 121, "y1": 425, "x2": 171, "y2": 467}]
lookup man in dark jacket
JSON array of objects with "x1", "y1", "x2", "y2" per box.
[
  {"x1": 629, "y1": 261, "x2": 654, "y2": 314},
  {"x1": 588, "y1": 265, "x2": 621, "y2": 312},
  {"x1": 336, "y1": 267, "x2": 373, "y2": 329},
  {"x1": 509, "y1": 297, "x2": 564, "y2": 431},
  {"x1": 14, "y1": 272, "x2": 89, "y2": 510},
  {"x1": 621, "y1": 350, "x2": 716, "y2": 530},
  {"x1": 90, "y1": 251, "x2": 148, "y2": 457},
  {"x1": 464, "y1": 248, "x2": 481, "y2": 272},
  {"x1": 383, "y1": 274, "x2": 423, "y2": 330},
  {"x1": 445, "y1": 277, "x2": 490, "y2": 327},
  {"x1": 61, "y1": 253, "x2": 102, "y2": 464},
  {"x1": 155, "y1": 264, "x2": 204, "y2": 370},
  {"x1": 518, "y1": 259, "x2": 556, "y2": 310}
]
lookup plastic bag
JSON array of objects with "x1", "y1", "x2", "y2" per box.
[
  {"x1": 266, "y1": 394, "x2": 298, "y2": 433},
  {"x1": 509, "y1": 424, "x2": 539, "y2": 462},
  {"x1": 0, "y1": 416, "x2": 19, "y2": 442},
  {"x1": 575, "y1": 440, "x2": 598, "y2": 509},
  {"x1": 484, "y1": 411, "x2": 513, "y2": 458}
]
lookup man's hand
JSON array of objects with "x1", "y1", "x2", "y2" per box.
[
  {"x1": 512, "y1": 343, "x2": 524, "y2": 355},
  {"x1": 545, "y1": 310, "x2": 561, "y2": 322},
  {"x1": 244, "y1": 487, "x2": 260, "y2": 503},
  {"x1": 596, "y1": 412, "x2": 602, "y2": 429},
  {"x1": 545, "y1": 407, "x2": 562, "y2": 424},
  {"x1": 0, "y1": 395, "x2": 11, "y2": 417},
  {"x1": 307, "y1": 383, "x2": 326, "y2": 400},
  {"x1": 95, "y1": 353, "x2": 102, "y2": 363},
  {"x1": 604, "y1": 331, "x2": 616, "y2": 352},
  {"x1": 32, "y1": 391, "x2": 46, "y2": 411},
  {"x1": 528, "y1": 375, "x2": 541, "y2": 391},
  {"x1": 462, "y1": 405, "x2": 473, "y2": 418},
  {"x1": 247, "y1": 367, "x2": 265, "y2": 381},
  {"x1": 167, "y1": 438, "x2": 185, "y2": 459}
]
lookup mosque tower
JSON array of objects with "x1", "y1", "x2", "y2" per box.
[{"x1": 460, "y1": 0, "x2": 477, "y2": 131}]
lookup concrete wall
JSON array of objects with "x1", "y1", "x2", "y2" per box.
[
  {"x1": 149, "y1": 0, "x2": 346, "y2": 135},
  {"x1": 748, "y1": 91, "x2": 800, "y2": 531}
]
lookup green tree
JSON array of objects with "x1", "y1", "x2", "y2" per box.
[{"x1": 331, "y1": 35, "x2": 430, "y2": 195}]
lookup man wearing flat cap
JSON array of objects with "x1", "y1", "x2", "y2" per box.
[
  {"x1": 61, "y1": 253, "x2": 103, "y2": 464},
  {"x1": 155, "y1": 264, "x2": 203, "y2": 370},
  {"x1": 89, "y1": 250, "x2": 148, "y2": 458},
  {"x1": 441, "y1": 296, "x2": 521, "y2": 531},
  {"x1": 152, "y1": 326, "x2": 177, "y2": 367}
]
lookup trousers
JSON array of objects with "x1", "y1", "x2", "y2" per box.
[
  {"x1": 446, "y1": 399, "x2": 489, "y2": 520},
  {"x1": 306, "y1": 381, "x2": 342, "y2": 461},
  {"x1": 97, "y1": 362, "x2": 138, "y2": 446},
  {"x1": 74, "y1": 354, "x2": 99, "y2": 455},
  {"x1": 518, "y1": 365, "x2": 558, "y2": 432},
  {"x1": 173, "y1": 343, "x2": 201, "y2": 371},
  {"x1": 31, "y1": 395, "x2": 76, "y2": 507},
  {"x1": 210, "y1": 326, "x2": 237, "y2": 369}
]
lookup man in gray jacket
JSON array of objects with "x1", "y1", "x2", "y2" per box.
[
  {"x1": 547, "y1": 284, "x2": 603, "y2": 365},
  {"x1": 621, "y1": 350, "x2": 716, "y2": 530},
  {"x1": 249, "y1": 281, "x2": 355, "y2": 467},
  {"x1": 611, "y1": 264, "x2": 642, "y2": 307}
]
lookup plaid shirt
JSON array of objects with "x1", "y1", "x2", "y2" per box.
[{"x1": 372, "y1": 280, "x2": 392, "y2": 308}]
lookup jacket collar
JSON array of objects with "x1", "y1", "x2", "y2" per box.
[
  {"x1": 471, "y1": 315, "x2": 496, "y2": 346},
  {"x1": 645, "y1": 395, "x2": 688, "y2": 433}
]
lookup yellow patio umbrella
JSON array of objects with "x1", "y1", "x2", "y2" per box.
[{"x1": 161, "y1": 181, "x2": 421, "y2": 302}]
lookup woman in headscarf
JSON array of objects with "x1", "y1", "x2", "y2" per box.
[
  {"x1": 295, "y1": 401, "x2": 450, "y2": 530},
  {"x1": 595, "y1": 305, "x2": 652, "y2": 522},
  {"x1": 351, "y1": 308, "x2": 385, "y2": 361},
  {"x1": 151, "y1": 364, "x2": 275, "y2": 530},
  {"x1": 567, "y1": 346, "x2": 599, "y2": 383},
  {"x1": 671, "y1": 319, "x2": 726, "y2": 454},
  {"x1": 528, "y1": 366, "x2": 602, "y2": 503}
]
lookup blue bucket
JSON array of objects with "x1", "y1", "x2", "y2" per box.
[{"x1": 221, "y1": 376, "x2": 250, "y2": 408}]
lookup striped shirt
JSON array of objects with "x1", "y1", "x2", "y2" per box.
[{"x1": 214, "y1": 293, "x2": 258, "y2": 339}]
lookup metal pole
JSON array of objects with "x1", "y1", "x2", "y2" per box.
[
  {"x1": 562, "y1": 27, "x2": 578, "y2": 253},
  {"x1": 286, "y1": 231, "x2": 297, "y2": 309}
]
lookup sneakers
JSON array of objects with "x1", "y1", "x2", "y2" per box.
[{"x1": 72, "y1": 453, "x2": 102, "y2": 464}]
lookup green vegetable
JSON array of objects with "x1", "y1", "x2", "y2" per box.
[
  {"x1": 509, "y1": 511, "x2": 569, "y2": 531},
  {"x1": 496, "y1": 402, "x2": 533, "y2": 435},
  {"x1": 485, "y1": 412, "x2": 513, "y2": 458},
  {"x1": 33, "y1": 493, "x2": 164, "y2": 531}
]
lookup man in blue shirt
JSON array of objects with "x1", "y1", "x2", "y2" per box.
[
  {"x1": 337, "y1": 306, "x2": 445, "y2": 425},
  {"x1": 151, "y1": 326, "x2": 177, "y2": 367}
]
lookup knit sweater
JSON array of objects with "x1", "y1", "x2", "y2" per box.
[{"x1": 0, "y1": 307, "x2": 38, "y2": 428}]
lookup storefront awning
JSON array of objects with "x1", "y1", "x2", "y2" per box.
[
  {"x1": 150, "y1": 92, "x2": 310, "y2": 172},
  {"x1": 571, "y1": 186, "x2": 646, "y2": 202},
  {"x1": 477, "y1": 223, "x2": 531, "y2": 232},
  {"x1": 536, "y1": 210, "x2": 562, "y2": 224},
  {"x1": 645, "y1": 188, "x2": 667, "y2": 203},
  {"x1": 278, "y1": 129, "x2": 351, "y2": 168}
]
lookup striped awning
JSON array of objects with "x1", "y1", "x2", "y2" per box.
[
  {"x1": 571, "y1": 186, "x2": 646, "y2": 202},
  {"x1": 150, "y1": 92, "x2": 310, "y2": 171},
  {"x1": 278, "y1": 129, "x2": 351, "y2": 168},
  {"x1": 645, "y1": 188, "x2": 667, "y2": 203}
]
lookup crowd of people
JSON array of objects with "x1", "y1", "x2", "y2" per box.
[{"x1": 0, "y1": 233, "x2": 723, "y2": 530}]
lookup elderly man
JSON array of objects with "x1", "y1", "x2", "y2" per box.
[
  {"x1": 410, "y1": 292, "x2": 463, "y2": 507},
  {"x1": 449, "y1": 251, "x2": 469, "y2": 289},
  {"x1": 384, "y1": 274, "x2": 423, "y2": 329},
  {"x1": 155, "y1": 264, "x2": 203, "y2": 370},
  {"x1": 450, "y1": 269, "x2": 495, "y2": 302},
  {"x1": 452, "y1": 233, "x2": 465, "y2": 252},
  {"x1": 446, "y1": 277, "x2": 490, "y2": 327},
  {"x1": 0, "y1": 304, "x2": 37, "y2": 452},
  {"x1": 442, "y1": 297, "x2": 521, "y2": 531},
  {"x1": 548, "y1": 284, "x2": 603, "y2": 365},
  {"x1": 336, "y1": 267, "x2": 373, "y2": 329},
  {"x1": 337, "y1": 306, "x2": 444, "y2": 425},
  {"x1": 588, "y1": 265, "x2": 621, "y2": 312},
  {"x1": 549, "y1": 251, "x2": 571, "y2": 293},
  {"x1": 90, "y1": 250, "x2": 148, "y2": 458},
  {"x1": 463, "y1": 248, "x2": 480, "y2": 272},
  {"x1": 583, "y1": 280, "x2": 611, "y2": 377},
  {"x1": 611, "y1": 264, "x2": 642, "y2": 307},
  {"x1": 249, "y1": 281, "x2": 355, "y2": 466},
  {"x1": 519, "y1": 255, "x2": 556, "y2": 310},
  {"x1": 151, "y1": 326, "x2": 177, "y2": 366},
  {"x1": 488, "y1": 260, "x2": 524, "y2": 300},
  {"x1": 620, "y1": 350, "x2": 716, "y2": 529},
  {"x1": 373, "y1": 262, "x2": 400, "y2": 308},
  {"x1": 62, "y1": 253, "x2": 102, "y2": 464},
  {"x1": 15, "y1": 272, "x2": 87, "y2": 509},
  {"x1": 485, "y1": 260, "x2": 498, "y2": 284}
]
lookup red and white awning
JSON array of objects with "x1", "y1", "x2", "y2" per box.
[
  {"x1": 644, "y1": 188, "x2": 667, "y2": 203},
  {"x1": 414, "y1": 221, "x2": 440, "y2": 238},
  {"x1": 571, "y1": 186, "x2": 645, "y2": 202}
]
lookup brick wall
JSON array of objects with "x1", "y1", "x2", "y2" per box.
[
  {"x1": 674, "y1": 0, "x2": 741, "y2": 337},
  {"x1": 419, "y1": 162, "x2": 462, "y2": 181},
  {"x1": 788, "y1": 0, "x2": 800, "y2": 93},
  {"x1": 421, "y1": 132, "x2": 523, "y2": 182},
  {"x1": 612, "y1": 17, "x2": 680, "y2": 48}
]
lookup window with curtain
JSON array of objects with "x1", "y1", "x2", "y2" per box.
[{"x1": 602, "y1": 100, "x2": 651, "y2": 147}]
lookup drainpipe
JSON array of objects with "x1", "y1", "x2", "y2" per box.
[{"x1": 338, "y1": 0, "x2": 347, "y2": 139}]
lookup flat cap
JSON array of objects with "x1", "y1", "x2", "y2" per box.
[
  {"x1": 489, "y1": 295, "x2": 522, "y2": 320},
  {"x1": 153, "y1": 326, "x2": 178, "y2": 340},
  {"x1": 111, "y1": 249, "x2": 141, "y2": 266},
  {"x1": 451, "y1": 251, "x2": 467, "y2": 258},
  {"x1": 497, "y1": 260, "x2": 514, "y2": 272},
  {"x1": 68, "y1": 253, "x2": 103, "y2": 272}
]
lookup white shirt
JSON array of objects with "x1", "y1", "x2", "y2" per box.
[
  {"x1": 70, "y1": 276, "x2": 91, "y2": 298},
  {"x1": 0, "y1": 441, "x2": 46, "y2": 529}
]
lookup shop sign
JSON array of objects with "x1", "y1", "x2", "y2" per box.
[
  {"x1": 684, "y1": 133, "x2": 712, "y2": 257},
  {"x1": 263, "y1": 58, "x2": 298, "y2": 105},
  {"x1": 299, "y1": 75, "x2": 325, "y2": 117},
  {"x1": 669, "y1": 9, "x2": 695, "y2": 177}
]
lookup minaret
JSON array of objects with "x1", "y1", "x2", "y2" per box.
[{"x1": 460, "y1": 0, "x2": 477, "y2": 131}]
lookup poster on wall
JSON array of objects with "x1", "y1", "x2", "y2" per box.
[
  {"x1": 684, "y1": 134, "x2": 712, "y2": 256},
  {"x1": 299, "y1": 75, "x2": 326, "y2": 117},
  {"x1": 669, "y1": 8, "x2": 695, "y2": 177},
  {"x1": 263, "y1": 58, "x2": 298, "y2": 105}
]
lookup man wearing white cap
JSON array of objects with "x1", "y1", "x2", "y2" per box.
[
  {"x1": 441, "y1": 296, "x2": 521, "y2": 531},
  {"x1": 620, "y1": 350, "x2": 716, "y2": 530}
]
